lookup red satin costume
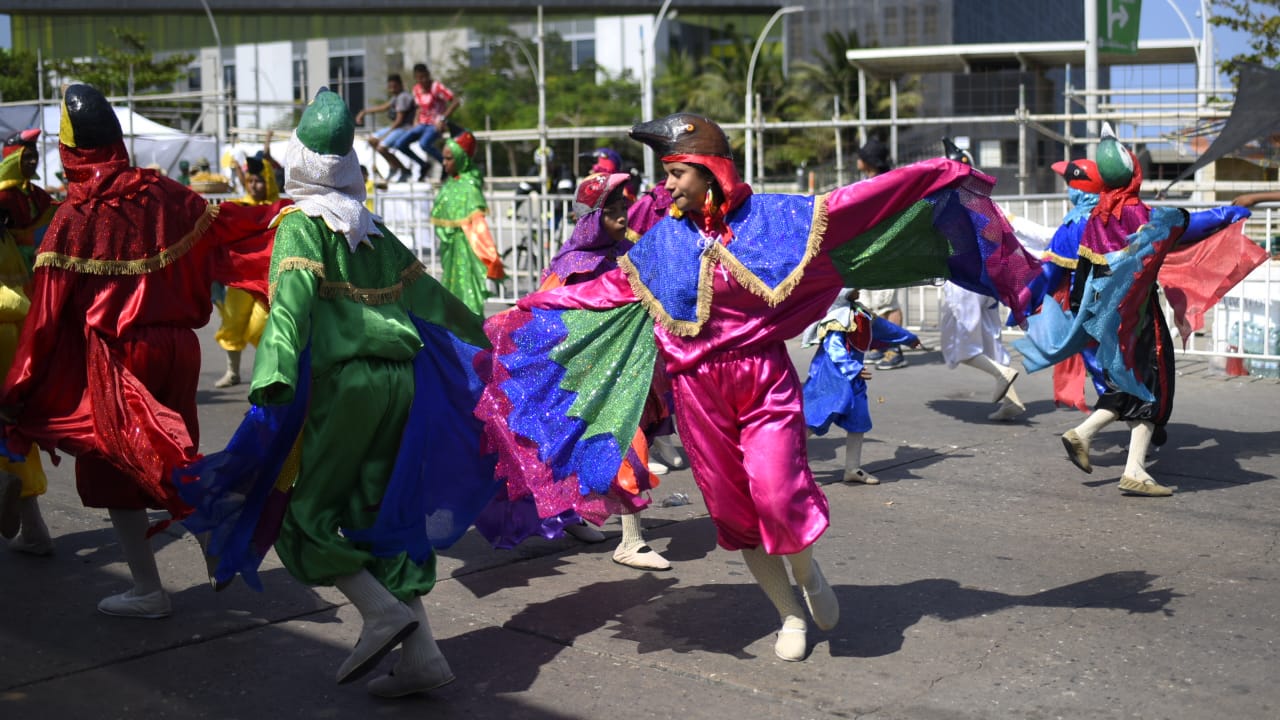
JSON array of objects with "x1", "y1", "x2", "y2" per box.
[{"x1": 1, "y1": 139, "x2": 273, "y2": 520}]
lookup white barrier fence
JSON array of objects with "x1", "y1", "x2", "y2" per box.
[{"x1": 372, "y1": 187, "x2": 1280, "y2": 375}]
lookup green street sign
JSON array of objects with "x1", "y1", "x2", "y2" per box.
[{"x1": 1099, "y1": 0, "x2": 1142, "y2": 54}]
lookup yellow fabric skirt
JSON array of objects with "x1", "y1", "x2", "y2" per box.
[{"x1": 215, "y1": 287, "x2": 268, "y2": 352}]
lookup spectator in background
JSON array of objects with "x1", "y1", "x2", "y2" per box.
[
  {"x1": 356, "y1": 74, "x2": 417, "y2": 183},
  {"x1": 393, "y1": 63, "x2": 461, "y2": 183}
]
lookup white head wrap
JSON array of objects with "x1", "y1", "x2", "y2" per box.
[{"x1": 277, "y1": 132, "x2": 383, "y2": 252}]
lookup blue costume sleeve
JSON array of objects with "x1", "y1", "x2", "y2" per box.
[
  {"x1": 1181, "y1": 206, "x2": 1251, "y2": 245},
  {"x1": 870, "y1": 315, "x2": 919, "y2": 348}
]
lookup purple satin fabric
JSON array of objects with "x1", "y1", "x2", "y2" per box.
[
  {"x1": 671, "y1": 342, "x2": 829, "y2": 554},
  {"x1": 1083, "y1": 204, "x2": 1151, "y2": 259}
]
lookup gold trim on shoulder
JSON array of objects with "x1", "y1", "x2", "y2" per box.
[
  {"x1": 34, "y1": 204, "x2": 220, "y2": 275},
  {"x1": 713, "y1": 193, "x2": 828, "y2": 308},
  {"x1": 618, "y1": 195, "x2": 829, "y2": 337},
  {"x1": 618, "y1": 252, "x2": 715, "y2": 337}
]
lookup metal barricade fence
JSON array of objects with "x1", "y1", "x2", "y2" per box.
[
  {"x1": 374, "y1": 186, "x2": 576, "y2": 302},
  {"x1": 372, "y1": 188, "x2": 1279, "y2": 369}
]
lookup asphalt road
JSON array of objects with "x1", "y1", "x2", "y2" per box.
[{"x1": 2, "y1": 317, "x2": 1277, "y2": 720}]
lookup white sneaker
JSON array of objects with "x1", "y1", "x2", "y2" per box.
[
  {"x1": 646, "y1": 461, "x2": 669, "y2": 476},
  {"x1": 10, "y1": 533, "x2": 54, "y2": 557},
  {"x1": 366, "y1": 655, "x2": 456, "y2": 698},
  {"x1": 612, "y1": 543, "x2": 672, "y2": 571},
  {"x1": 97, "y1": 588, "x2": 172, "y2": 619},
  {"x1": 652, "y1": 436, "x2": 685, "y2": 468},
  {"x1": 336, "y1": 602, "x2": 417, "y2": 684},
  {"x1": 987, "y1": 397, "x2": 1026, "y2": 421},
  {"x1": 843, "y1": 468, "x2": 879, "y2": 485},
  {"x1": 775, "y1": 616, "x2": 808, "y2": 662},
  {"x1": 563, "y1": 521, "x2": 607, "y2": 544},
  {"x1": 213, "y1": 371, "x2": 240, "y2": 389}
]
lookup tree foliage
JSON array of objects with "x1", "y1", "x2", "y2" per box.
[
  {"x1": 0, "y1": 48, "x2": 50, "y2": 102},
  {"x1": 441, "y1": 25, "x2": 916, "y2": 179},
  {"x1": 1210, "y1": 0, "x2": 1280, "y2": 77},
  {"x1": 444, "y1": 28, "x2": 640, "y2": 177},
  {"x1": 48, "y1": 29, "x2": 193, "y2": 96}
]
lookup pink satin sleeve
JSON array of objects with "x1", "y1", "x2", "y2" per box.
[
  {"x1": 517, "y1": 266, "x2": 637, "y2": 311},
  {"x1": 820, "y1": 158, "x2": 983, "y2": 251}
]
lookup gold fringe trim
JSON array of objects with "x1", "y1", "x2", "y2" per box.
[
  {"x1": 711, "y1": 193, "x2": 828, "y2": 308},
  {"x1": 268, "y1": 257, "x2": 327, "y2": 302},
  {"x1": 1042, "y1": 250, "x2": 1077, "y2": 269},
  {"x1": 430, "y1": 209, "x2": 488, "y2": 229},
  {"x1": 34, "y1": 204, "x2": 220, "y2": 276},
  {"x1": 625, "y1": 228, "x2": 642, "y2": 243},
  {"x1": 618, "y1": 253, "x2": 714, "y2": 337},
  {"x1": 617, "y1": 195, "x2": 828, "y2": 336},
  {"x1": 269, "y1": 258, "x2": 425, "y2": 306},
  {"x1": 316, "y1": 260, "x2": 426, "y2": 306},
  {"x1": 1076, "y1": 245, "x2": 1112, "y2": 267}
]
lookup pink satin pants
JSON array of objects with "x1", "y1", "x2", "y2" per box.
[{"x1": 670, "y1": 343, "x2": 830, "y2": 555}]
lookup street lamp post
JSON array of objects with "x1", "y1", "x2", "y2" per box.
[
  {"x1": 197, "y1": 0, "x2": 222, "y2": 144},
  {"x1": 744, "y1": 5, "x2": 802, "y2": 188},
  {"x1": 641, "y1": 0, "x2": 675, "y2": 181},
  {"x1": 503, "y1": 29, "x2": 547, "y2": 194}
]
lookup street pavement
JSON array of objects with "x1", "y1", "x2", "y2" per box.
[{"x1": 2, "y1": 317, "x2": 1278, "y2": 720}]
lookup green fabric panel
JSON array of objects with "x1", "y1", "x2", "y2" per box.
[
  {"x1": 552, "y1": 303, "x2": 657, "y2": 452},
  {"x1": 827, "y1": 199, "x2": 953, "y2": 289},
  {"x1": 272, "y1": 356, "x2": 436, "y2": 601}
]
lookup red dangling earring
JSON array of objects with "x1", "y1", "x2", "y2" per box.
[{"x1": 701, "y1": 186, "x2": 717, "y2": 236}]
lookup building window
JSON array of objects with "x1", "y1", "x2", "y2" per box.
[
  {"x1": 572, "y1": 38, "x2": 595, "y2": 70},
  {"x1": 884, "y1": 7, "x2": 899, "y2": 42},
  {"x1": 329, "y1": 51, "x2": 365, "y2": 115},
  {"x1": 293, "y1": 56, "x2": 308, "y2": 104},
  {"x1": 187, "y1": 60, "x2": 202, "y2": 93},
  {"x1": 978, "y1": 140, "x2": 1002, "y2": 168},
  {"x1": 923, "y1": 3, "x2": 939, "y2": 40}
]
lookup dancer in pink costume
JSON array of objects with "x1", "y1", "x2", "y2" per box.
[{"x1": 478, "y1": 113, "x2": 1039, "y2": 661}]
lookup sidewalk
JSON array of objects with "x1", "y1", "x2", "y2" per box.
[{"x1": 1, "y1": 327, "x2": 1277, "y2": 719}]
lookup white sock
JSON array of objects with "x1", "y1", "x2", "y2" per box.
[
  {"x1": 18, "y1": 496, "x2": 50, "y2": 544},
  {"x1": 844, "y1": 433, "x2": 864, "y2": 474},
  {"x1": 740, "y1": 546, "x2": 805, "y2": 621},
  {"x1": 786, "y1": 545, "x2": 816, "y2": 589},
  {"x1": 108, "y1": 508, "x2": 163, "y2": 595},
  {"x1": 962, "y1": 353, "x2": 1006, "y2": 380},
  {"x1": 334, "y1": 568, "x2": 401, "y2": 620},
  {"x1": 962, "y1": 354, "x2": 1017, "y2": 401},
  {"x1": 1124, "y1": 421, "x2": 1155, "y2": 480},
  {"x1": 1074, "y1": 408, "x2": 1118, "y2": 443},
  {"x1": 397, "y1": 596, "x2": 447, "y2": 671},
  {"x1": 619, "y1": 512, "x2": 645, "y2": 551}
]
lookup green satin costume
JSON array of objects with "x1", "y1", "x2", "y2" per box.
[{"x1": 251, "y1": 209, "x2": 485, "y2": 599}]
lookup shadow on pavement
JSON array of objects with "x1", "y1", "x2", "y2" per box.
[
  {"x1": 926, "y1": 397, "x2": 1060, "y2": 424},
  {"x1": 599, "y1": 570, "x2": 1177, "y2": 662}
]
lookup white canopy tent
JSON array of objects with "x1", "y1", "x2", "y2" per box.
[{"x1": 0, "y1": 103, "x2": 218, "y2": 184}]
